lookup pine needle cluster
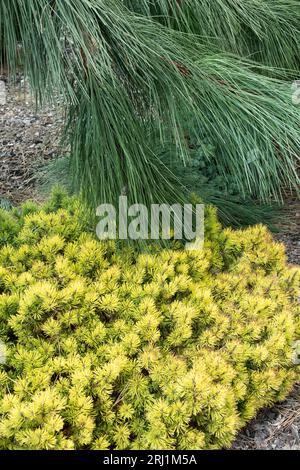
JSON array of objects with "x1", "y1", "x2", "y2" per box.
[{"x1": 1, "y1": 1, "x2": 300, "y2": 207}]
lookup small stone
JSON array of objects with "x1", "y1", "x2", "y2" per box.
[{"x1": 0, "y1": 81, "x2": 6, "y2": 105}]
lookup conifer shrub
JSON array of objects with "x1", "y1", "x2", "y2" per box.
[{"x1": 0, "y1": 192, "x2": 299, "y2": 450}]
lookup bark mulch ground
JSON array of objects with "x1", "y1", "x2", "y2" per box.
[{"x1": 0, "y1": 74, "x2": 65, "y2": 205}]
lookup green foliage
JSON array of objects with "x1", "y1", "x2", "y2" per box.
[
  {"x1": 160, "y1": 132, "x2": 282, "y2": 228},
  {"x1": 0, "y1": 198, "x2": 13, "y2": 212},
  {"x1": 1, "y1": 0, "x2": 299, "y2": 209},
  {"x1": 124, "y1": 0, "x2": 300, "y2": 69},
  {"x1": 0, "y1": 210, "x2": 20, "y2": 247},
  {"x1": 0, "y1": 193, "x2": 299, "y2": 450},
  {"x1": 35, "y1": 154, "x2": 281, "y2": 230}
]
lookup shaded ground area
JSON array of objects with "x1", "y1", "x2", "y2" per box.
[
  {"x1": 0, "y1": 78, "x2": 299, "y2": 450},
  {"x1": 275, "y1": 197, "x2": 300, "y2": 266}
]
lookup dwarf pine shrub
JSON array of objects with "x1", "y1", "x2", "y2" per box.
[{"x1": 0, "y1": 192, "x2": 299, "y2": 450}]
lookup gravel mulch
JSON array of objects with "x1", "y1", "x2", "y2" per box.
[{"x1": 0, "y1": 76, "x2": 299, "y2": 451}]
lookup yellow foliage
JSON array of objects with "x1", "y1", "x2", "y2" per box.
[{"x1": 0, "y1": 192, "x2": 299, "y2": 450}]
